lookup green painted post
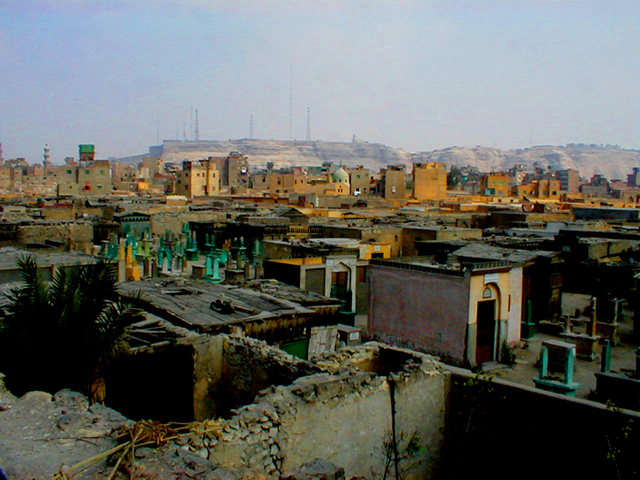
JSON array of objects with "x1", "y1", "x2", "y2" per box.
[
  {"x1": 565, "y1": 348, "x2": 575, "y2": 385},
  {"x1": 539, "y1": 346, "x2": 548, "y2": 378},
  {"x1": 601, "y1": 339, "x2": 611, "y2": 373}
]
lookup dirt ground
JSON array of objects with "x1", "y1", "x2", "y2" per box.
[{"x1": 490, "y1": 292, "x2": 638, "y2": 400}]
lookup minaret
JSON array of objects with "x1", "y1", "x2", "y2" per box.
[{"x1": 43, "y1": 143, "x2": 51, "y2": 168}]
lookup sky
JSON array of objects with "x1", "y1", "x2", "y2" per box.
[{"x1": 1, "y1": 0, "x2": 640, "y2": 163}]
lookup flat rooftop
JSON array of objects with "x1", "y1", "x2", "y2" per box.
[{"x1": 117, "y1": 279, "x2": 315, "y2": 332}]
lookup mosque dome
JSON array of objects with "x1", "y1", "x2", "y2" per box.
[{"x1": 332, "y1": 167, "x2": 349, "y2": 184}]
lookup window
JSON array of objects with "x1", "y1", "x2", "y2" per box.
[
  {"x1": 483, "y1": 287, "x2": 492, "y2": 298},
  {"x1": 85, "y1": 170, "x2": 90, "y2": 174},
  {"x1": 66, "y1": 170, "x2": 72, "y2": 174}
]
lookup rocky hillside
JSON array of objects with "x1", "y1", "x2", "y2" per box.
[
  {"x1": 118, "y1": 140, "x2": 640, "y2": 181},
  {"x1": 411, "y1": 144, "x2": 640, "y2": 181},
  {"x1": 149, "y1": 139, "x2": 411, "y2": 170}
]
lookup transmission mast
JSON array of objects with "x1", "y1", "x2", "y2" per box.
[
  {"x1": 289, "y1": 65, "x2": 293, "y2": 141},
  {"x1": 249, "y1": 115, "x2": 254, "y2": 139},
  {"x1": 306, "y1": 107, "x2": 311, "y2": 141},
  {"x1": 194, "y1": 109, "x2": 200, "y2": 141}
]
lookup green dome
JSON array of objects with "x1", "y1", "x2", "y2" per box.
[{"x1": 332, "y1": 167, "x2": 349, "y2": 183}]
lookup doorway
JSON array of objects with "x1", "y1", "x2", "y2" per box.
[{"x1": 476, "y1": 300, "x2": 496, "y2": 364}]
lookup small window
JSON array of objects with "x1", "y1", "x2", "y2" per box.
[
  {"x1": 483, "y1": 287, "x2": 492, "y2": 298},
  {"x1": 85, "y1": 170, "x2": 90, "y2": 174},
  {"x1": 66, "y1": 169, "x2": 72, "y2": 174}
]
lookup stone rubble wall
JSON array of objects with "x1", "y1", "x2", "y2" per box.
[
  {"x1": 219, "y1": 335, "x2": 320, "y2": 419},
  {"x1": 201, "y1": 343, "x2": 446, "y2": 479},
  {"x1": 16, "y1": 221, "x2": 93, "y2": 250}
]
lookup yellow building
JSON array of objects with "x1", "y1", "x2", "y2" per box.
[
  {"x1": 480, "y1": 173, "x2": 510, "y2": 197},
  {"x1": 515, "y1": 179, "x2": 561, "y2": 200},
  {"x1": 413, "y1": 162, "x2": 447, "y2": 200},
  {"x1": 175, "y1": 159, "x2": 220, "y2": 198}
]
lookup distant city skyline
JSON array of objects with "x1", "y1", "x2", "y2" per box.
[{"x1": 2, "y1": 0, "x2": 640, "y2": 162}]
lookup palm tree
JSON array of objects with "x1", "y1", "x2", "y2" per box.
[{"x1": 0, "y1": 255, "x2": 141, "y2": 400}]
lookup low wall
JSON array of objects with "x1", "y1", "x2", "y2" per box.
[
  {"x1": 443, "y1": 367, "x2": 640, "y2": 479},
  {"x1": 209, "y1": 344, "x2": 447, "y2": 479}
]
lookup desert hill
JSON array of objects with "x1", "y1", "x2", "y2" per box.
[{"x1": 118, "y1": 140, "x2": 640, "y2": 181}]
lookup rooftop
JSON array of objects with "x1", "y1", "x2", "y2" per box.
[
  {"x1": 117, "y1": 279, "x2": 316, "y2": 333},
  {"x1": 451, "y1": 243, "x2": 560, "y2": 265},
  {"x1": 369, "y1": 255, "x2": 512, "y2": 276}
]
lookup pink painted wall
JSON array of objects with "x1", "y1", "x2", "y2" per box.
[{"x1": 368, "y1": 265, "x2": 470, "y2": 365}]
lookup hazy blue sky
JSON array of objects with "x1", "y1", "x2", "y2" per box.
[{"x1": 1, "y1": 0, "x2": 639, "y2": 162}]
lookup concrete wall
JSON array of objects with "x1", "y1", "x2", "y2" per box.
[
  {"x1": 402, "y1": 226, "x2": 482, "y2": 256},
  {"x1": 444, "y1": 367, "x2": 640, "y2": 479},
  {"x1": 369, "y1": 264, "x2": 470, "y2": 365},
  {"x1": 320, "y1": 226, "x2": 404, "y2": 257},
  {"x1": 150, "y1": 210, "x2": 227, "y2": 236}
]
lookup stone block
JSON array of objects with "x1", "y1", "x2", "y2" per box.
[{"x1": 280, "y1": 458, "x2": 345, "y2": 480}]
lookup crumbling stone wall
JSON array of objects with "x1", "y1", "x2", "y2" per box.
[
  {"x1": 16, "y1": 221, "x2": 93, "y2": 250},
  {"x1": 219, "y1": 336, "x2": 319, "y2": 418},
  {"x1": 208, "y1": 343, "x2": 446, "y2": 479}
]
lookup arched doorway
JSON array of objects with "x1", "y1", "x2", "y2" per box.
[{"x1": 476, "y1": 285, "x2": 499, "y2": 364}]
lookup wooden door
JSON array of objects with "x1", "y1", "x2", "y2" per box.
[{"x1": 476, "y1": 300, "x2": 496, "y2": 364}]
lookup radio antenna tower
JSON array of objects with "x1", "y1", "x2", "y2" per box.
[
  {"x1": 249, "y1": 115, "x2": 254, "y2": 139},
  {"x1": 194, "y1": 109, "x2": 200, "y2": 141},
  {"x1": 289, "y1": 65, "x2": 293, "y2": 141},
  {"x1": 306, "y1": 107, "x2": 311, "y2": 141},
  {"x1": 190, "y1": 106, "x2": 193, "y2": 141}
]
